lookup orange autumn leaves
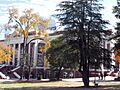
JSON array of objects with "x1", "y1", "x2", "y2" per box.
[{"x1": 0, "y1": 42, "x2": 13, "y2": 63}]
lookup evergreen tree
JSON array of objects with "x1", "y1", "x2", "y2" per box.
[{"x1": 55, "y1": 0, "x2": 109, "y2": 87}]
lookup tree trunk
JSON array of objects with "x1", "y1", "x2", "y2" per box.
[
  {"x1": 80, "y1": 53, "x2": 89, "y2": 87},
  {"x1": 49, "y1": 67, "x2": 56, "y2": 81},
  {"x1": 20, "y1": 36, "x2": 26, "y2": 80},
  {"x1": 79, "y1": 1, "x2": 90, "y2": 87},
  {"x1": 79, "y1": 35, "x2": 89, "y2": 87},
  {"x1": 82, "y1": 63, "x2": 89, "y2": 87}
]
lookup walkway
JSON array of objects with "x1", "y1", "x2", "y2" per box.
[{"x1": 0, "y1": 76, "x2": 118, "y2": 84}]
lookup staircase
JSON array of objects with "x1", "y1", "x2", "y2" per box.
[
  {"x1": 0, "y1": 65, "x2": 14, "y2": 79},
  {"x1": 0, "y1": 65, "x2": 22, "y2": 79},
  {"x1": 13, "y1": 72, "x2": 21, "y2": 79},
  {"x1": 0, "y1": 72, "x2": 7, "y2": 79},
  {"x1": 8, "y1": 66, "x2": 21, "y2": 79}
]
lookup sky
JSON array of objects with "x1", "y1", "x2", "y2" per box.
[
  {"x1": 0, "y1": 0, "x2": 118, "y2": 39},
  {"x1": 101, "y1": 0, "x2": 117, "y2": 29}
]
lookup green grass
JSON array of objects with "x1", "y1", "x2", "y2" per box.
[
  {"x1": 0, "y1": 81, "x2": 120, "y2": 90},
  {"x1": 0, "y1": 83, "x2": 41, "y2": 88},
  {"x1": 0, "y1": 81, "x2": 83, "y2": 89}
]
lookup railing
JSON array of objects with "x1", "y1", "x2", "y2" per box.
[
  {"x1": 0, "y1": 65, "x2": 6, "y2": 69},
  {"x1": 13, "y1": 72, "x2": 21, "y2": 79},
  {"x1": 0, "y1": 72, "x2": 7, "y2": 79},
  {"x1": 10, "y1": 66, "x2": 21, "y2": 72}
]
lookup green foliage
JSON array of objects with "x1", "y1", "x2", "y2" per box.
[
  {"x1": 55, "y1": 0, "x2": 110, "y2": 69},
  {"x1": 47, "y1": 36, "x2": 79, "y2": 70}
]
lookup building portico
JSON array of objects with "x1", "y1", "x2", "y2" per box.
[{"x1": 4, "y1": 35, "x2": 46, "y2": 69}]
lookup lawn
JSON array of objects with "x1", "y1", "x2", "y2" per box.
[
  {"x1": 0, "y1": 81, "x2": 83, "y2": 89},
  {"x1": 0, "y1": 80, "x2": 120, "y2": 90}
]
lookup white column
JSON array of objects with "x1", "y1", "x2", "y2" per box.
[
  {"x1": 28, "y1": 43, "x2": 31, "y2": 65},
  {"x1": 17, "y1": 44, "x2": 21, "y2": 66},
  {"x1": 7, "y1": 61, "x2": 10, "y2": 65},
  {"x1": 12, "y1": 44, "x2": 16, "y2": 65},
  {"x1": 28, "y1": 43, "x2": 31, "y2": 55},
  {"x1": 33, "y1": 41, "x2": 38, "y2": 67},
  {"x1": 7, "y1": 45, "x2": 10, "y2": 65}
]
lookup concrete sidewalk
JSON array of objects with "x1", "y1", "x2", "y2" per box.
[
  {"x1": 0, "y1": 76, "x2": 117, "y2": 84},
  {"x1": 62, "y1": 76, "x2": 117, "y2": 82},
  {"x1": 0, "y1": 79, "x2": 17, "y2": 83}
]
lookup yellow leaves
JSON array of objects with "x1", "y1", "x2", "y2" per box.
[
  {"x1": 24, "y1": 30, "x2": 28, "y2": 38},
  {"x1": 44, "y1": 59, "x2": 49, "y2": 68},
  {"x1": 19, "y1": 16, "x2": 27, "y2": 24},
  {"x1": 40, "y1": 41, "x2": 51, "y2": 53},
  {"x1": 31, "y1": 21, "x2": 36, "y2": 29},
  {"x1": 8, "y1": 8, "x2": 51, "y2": 56},
  {"x1": 0, "y1": 49, "x2": 5, "y2": 60},
  {"x1": 38, "y1": 30, "x2": 51, "y2": 53},
  {"x1": 9, "y1": 8, "x2": 18, "y2": 18},
  {"x1": 15, "y1": 27, "x2": 21, "y2": 37},
  {"x1": 4, "y1": 54, "x2": 12, "y2": 62},
  {"x1": 0, "y1": 43, "x2": 13, "y2": 63},
  {"x1": 24, "y1": 8, "x2": 33, "y2": 18},
  {"x1": 46, "y1": 41, "x2": 51, "y2": 48},
  {"x1": 43, "y1": 19, "x2": 50, "y2": 29},
  {"x1": 8, "y1": 8, "x2": 50, "y2": 39},
  {"x1": 33, "y1": 13, "x2": 40, "y2": 22},
  {"x1": 44, "y1": 33, "x2": 49, "y2": 37}
]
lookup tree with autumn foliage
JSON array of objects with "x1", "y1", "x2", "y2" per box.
[
  {"x1": 0, "y1": 42, "x2": 13, "y2": 64},
  {"x1": 5, "y1": 8, "x2": 50, "y2": 80},
  {"x1": 114, "y1": 49, "x2": 120, "y2": 63}
]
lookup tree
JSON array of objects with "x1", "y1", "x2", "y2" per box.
[
  {"x1": 115, "y1": 49, "x2": 120, "y2": 63},
  {"x1": 5, "y1": 8, "x2": 50, "y2": 80},
  {"x1": 0, "y1": 42, "x2": 13, "y2": 63},
  {"x1": 47, "y1": 36, "x2": 79, "y2": 80},
  {"x1": 113, "y1": 4, "x2": 120, "y2": 50},
  {"x1": 55, "y1": 0, "x2": 109, "y2": 87},
  {"x1": 112, "y1": 2, "x2": 120, "y2": 78}
]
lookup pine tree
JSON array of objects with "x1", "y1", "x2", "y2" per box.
[{"x1": 55, "y1": 0, "x2": 109, "y2": 87}]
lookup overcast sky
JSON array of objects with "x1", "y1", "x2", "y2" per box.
[{"x1": 0, "y1": 0, "x2": 118, "y2": 39}]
